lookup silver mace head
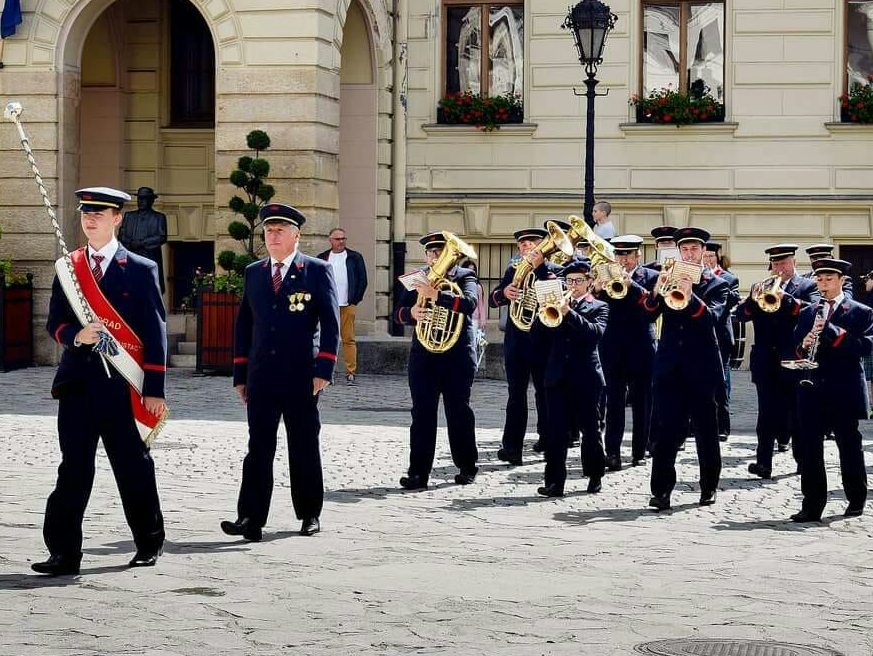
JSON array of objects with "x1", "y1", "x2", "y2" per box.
[{"x1": 4, "y1": 102, "x2": 23, "y2": 121}]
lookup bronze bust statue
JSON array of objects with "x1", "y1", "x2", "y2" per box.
[{"x1": 119, "y1": 187, "x2": 168, "y2": 293}]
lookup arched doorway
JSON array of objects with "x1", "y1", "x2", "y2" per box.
[
  {"x1": 77, "y1": 0, "x2": 217, "y2": 307},
  {"x1": 338, "y1": 0, "x2": 379, "y2": 335}
]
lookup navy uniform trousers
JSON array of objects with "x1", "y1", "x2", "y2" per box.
[
  {"x1": 501, "y1": 326, "x2": 546, "y2": 454},
  {"x1": 408, "y1": 349, "x2": 479, "y2": 478},
  {"x1": 46, "y1": 370, "x2": 165, "y2": 558}
]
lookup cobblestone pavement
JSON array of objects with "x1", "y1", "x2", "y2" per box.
[{"x1": 1, "y1": 367, "x2": 872, "y2": 656}]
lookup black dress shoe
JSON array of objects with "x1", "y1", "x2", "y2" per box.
[
  {"x1": 399, "y1": 474, "x2": 428, "y2": 490},
  {"x1": 606, "y1": 455, "x2": 622, "y2": 471},
  {"x1": 748, "y1": 462, "x2": 773, "y2": 479},
  {"x1": 844, "y1": 503, "x2": 865, "y2": 517},
  {"x1": 31, "y1": 554, "x2": 81, "y2": 576},
  {"x1": 699, "y1": 490, "x2": 717, "y2": 506},
  {"x1": 531, "y1": 440, "x2": 545, "y2": 453},
  {"x1": 718, "y1": 433, "x2": 728, "y2": 442},
  {"x1": 631, "y1": 457, "x2": 646, "y2": 467},
  {"x1": 537, "y1": 484, "x2": 564, "y2": 497},
  {"x1": 648, "y1": 494, "x2": 671, "y2": 511},
  {"x1": 300, "y1": 517, "x2": 320, "y2": 536},
  {"x1": 496, "y1": 448, "x2": 522, "y2": 466},
  {"x1": 221, "y1": 517, "x2": 262, "y2": 542},
  {"x1": 776, "y1": 442, "x2": 790, "y2": 453},
  {"x1": 454, "y1": 469, "x2": 478, "y2": 485},
  {"x1": 129, "y1": 548, "x2": 161, "y2": 568},
  {"x1": 587, "y1": 478, "x2": 602, "y2": 494},
  {"x1": 790, "y1": 509, "x2": 822, "y2": 523}
]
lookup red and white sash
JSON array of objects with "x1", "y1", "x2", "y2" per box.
[{"x1": 55, "y1": 248, "x2": 167, "y2": 446}]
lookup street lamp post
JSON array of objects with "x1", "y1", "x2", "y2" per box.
[{"x1": 563, "y1": 1, "x2": 617, "y2": 228}]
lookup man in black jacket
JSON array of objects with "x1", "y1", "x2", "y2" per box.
[
  {"x1": 789, "y1": 258, "x2": 872, "y2": 522},
  {"x1": 318, "y1": 228, "x2": 368, "y2": 384}
]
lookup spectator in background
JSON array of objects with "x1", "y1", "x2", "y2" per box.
[
  {"x1": 318, "y1": 228, "x2": 368, "y2": 385},
  {"x1": 592, "y1": 201, "x2": 616, "y2": 240}
]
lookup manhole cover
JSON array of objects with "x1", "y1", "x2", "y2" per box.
[{"x1": 635, "y1": 639, "x2": 843, "y2": 656}]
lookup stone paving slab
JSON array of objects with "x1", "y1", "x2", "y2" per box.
[{"x1": 0, "y1": 367, "x2": 872, "y2": 656}]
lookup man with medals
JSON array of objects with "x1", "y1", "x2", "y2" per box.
[
  {"x1": 789, "y1": 258, "x2": 872, "y2": 522},
  {"x1": 394, "y1": 233, "x2": 480, "y2": 490},
  {"x1": 594, "y1": 235, "x2": 659, "y2": 470},
  {"x1": 642, "y1": 227, "x2": 727, "y2": 510},
  {"x1": 536, "y1": 258, "x2": 609, "y2": 497},
  {"x1": 490, "y1": 227, "x2": 548, "y2": 465},
  {"x1": 222, "y1": 204, "x2": 339, "y2": 539},
  {"x1": 34, "y1": 187, "x2": 168, "y2": 575}
]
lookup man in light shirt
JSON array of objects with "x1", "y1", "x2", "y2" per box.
[{"x1": 318, "y1": 228, "x2": 368, "y2": 384}]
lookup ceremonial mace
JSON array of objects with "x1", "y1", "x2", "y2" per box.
[{"x1": 4, "y1": 101, "x2": 116, "y2": 374}]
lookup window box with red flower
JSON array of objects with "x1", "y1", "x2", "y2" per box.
[
  {"x1": 630, "y1": 84, "x2": 725, "y2": 126},
  {"x1": 437, "y1": 92, "x2": 523, "y2": 131},
  {"x1": 840, "y1": 76, "x2": 873, "y2": 124}
]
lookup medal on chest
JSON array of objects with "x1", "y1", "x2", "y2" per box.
[{"x1": 288, "y1": 291, "x2": 312, "y2": 312}]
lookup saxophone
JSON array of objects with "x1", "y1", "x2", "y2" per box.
[
  {"x1": 508, "y1": 221, "x2": 574, "y2": 331},
  {"x1": 415, "y1": 232, "x2": 478, "y2": 353}
]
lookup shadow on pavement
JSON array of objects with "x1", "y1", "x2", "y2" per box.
[
  {"x1": 710, "y1": 516, "x2": 845, "y2": 532},
  {"x1": 552, "y1": 502, "x2": 700, "y2": 525}
]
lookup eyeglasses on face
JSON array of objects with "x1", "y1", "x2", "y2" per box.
[{"x1": 566, "y1": 277, "x2": 587, "y2": 285}]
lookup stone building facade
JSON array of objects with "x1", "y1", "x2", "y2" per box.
[{"x1": 1, "y1": 0, "x2": 872, "y2": 362}]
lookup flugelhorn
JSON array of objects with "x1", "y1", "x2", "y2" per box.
[
  {"x1": 658, "y1": 259, "x2": 702, "y2": 311},
  {"x1": 754, "y1": 274, "x2": 782, "y2": 313}
]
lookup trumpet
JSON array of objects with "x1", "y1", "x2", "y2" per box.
[
  {"x1": 538, "y1": 288, "x2": 573, "y2": 328},
  {"x1": 657, "y1": 258, "x2": 689, "y2": 310},
  {"x1": 754, "y1": 274, "x2": 782, "y2": 313},
  {"x1": 595, "y1": 263, "x2": 629, "y2": 299}
]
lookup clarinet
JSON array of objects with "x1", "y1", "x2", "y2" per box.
[{"x1": 799, "y1": 303, "x2": 828, "y2": 388}]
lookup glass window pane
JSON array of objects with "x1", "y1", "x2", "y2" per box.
[
  {"x1": 687, "y1": 3, "x2": 725, "y2": 101},
  {"x1": 446, "y1": 6, "x2": 482, "y2": 94},
  {"x1": 489, "y1": 6, "x2": 524, "y2": 97},
  {"x1": 848, "y1": 1, "x2": 873, "y2": 89},
  {"x1": 643, "y1": 5, "x2": 680, "y2": 95}
]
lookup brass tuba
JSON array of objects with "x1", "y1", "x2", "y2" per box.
[
  {"x1": 563, "y1": 216, "x2": 627, "y2": 299},
  {"x1": 508, "y1": 221, "x2": 574, "y2": 331},
  {"x1": 754, "y1": 274, "x2": 782, "y2": 313},
  {"x1": 415, "y1": 231, "x2": 478, "y2": 353}
]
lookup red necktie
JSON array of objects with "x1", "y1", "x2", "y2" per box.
[
  {"x1": 91, "y1": 254, "x2": 105, "y2": 283},
  {"x1": 272, "y1": 262, "x2": 284, "y2": 294},
  {"x1": 825, "y1": 300, "x2": 835, "y2": 322}
]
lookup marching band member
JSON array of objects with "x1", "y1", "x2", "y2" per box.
[
  {"x1": 223, "y1": 204, "x2": 339, "y2": 540},
  {"x1": 737, "y1": 244, "x2": 819, "y2": 479},
  {"x1": 490, "y1": 228, "x2": 548, "y2": 465},
  {"x1": 644, "y1": 228, "x2": 727, "y2": 510},
  {"x1": 594, "y1": 235, "x2": 658, "y2": 469},
  {"x1": 536, "y1": 258, "x2": 609, "y2": 497},
  {"x1": 643, "y1": 226, "x2": 678, "y2": 271},
  {"x1": 804, "y1": 244, "x2": 853, "y2": 299},
  {"x1": 395, "y1": 233, "x2": 480, "y2": 490},
  {"x1": 790, "y1": 258, "x2": 872, "y2": 522},
  {"x1": 34, "y1": 187, "x2": 168, "y2": 575},
  {"x1": 703, "y1": 241, "x2": 740, "y2": 441}
]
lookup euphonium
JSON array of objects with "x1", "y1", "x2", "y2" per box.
[
  {"x1": 657, "y1": 258, "x2": 691, "y2": 311},
  {"x1": 754, "y1": 274, "x2": 782, "y2": 313},
  {"x1": 415, "y1": 231, "x2": 478, "y2": 353},
  {"x1": 508, "y1": 221, "x2": 574, "y2": 331},
  {"x1": 563, "y1": 215, "x2": 626, "y2": 298}
]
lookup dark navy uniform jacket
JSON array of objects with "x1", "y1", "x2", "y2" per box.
[
  {"x1": 736, "y1": 273, "x2": 820, "y2": 382},
  {"x1": 793, "y1": 297, "x2": 873, "y2": 419},
  {"x1": 541, "y1": 296, "x2": 609, "y2": 388},
  {"x1": 641, "y1": 268, "x2": 728, "y2": 384},
  {"x1": 233, "y1": 252, "x2": 340, "y2": 393},
  {"x1": 395, "y1": 266, "x2": 479, "y2": 365},
  {"x1": 598, "y1": 266, "x2": 659, "y2": 367},
  {"x1": 712, "y1": 268, "x2": 741, "y2": 354},
  {"x1": 46, "y1": 245, "x2": 167, "y2": 399}
]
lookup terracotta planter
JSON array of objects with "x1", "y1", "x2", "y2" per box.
[
  {"x1": 196, "y1": 289, "x2": 240, "y2": 374},
  {"x1": 0, "y1": 274, "x2": 34, "y2": 372}
]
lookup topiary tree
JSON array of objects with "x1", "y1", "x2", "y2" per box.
[{"x1": 220, "y1": 129, "x2": 275, "y2": 275}]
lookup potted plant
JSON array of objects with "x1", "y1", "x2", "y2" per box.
[
  {"x1": 631, "y1": 82, "x2": 725, "y2": 126},
  {"x1": 840, "y1": 75, "x2": 873, "y2": 123},
  {"x1": 196, "y1": 130, "x2": 273, "y2": 373},
  {"x1": 437, "y1": 91, "x2": 524, "y2": 131},
  {"x1": 0, "y1": 227, "x2": 34, "y2": 371}
]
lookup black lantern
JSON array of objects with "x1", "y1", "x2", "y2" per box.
[
  {"x1": 564, "y1": 1, "x2": 617, "y2": 76},
  {"x1": 562, "y1": 1, "x2": 617, "y2": 227}
]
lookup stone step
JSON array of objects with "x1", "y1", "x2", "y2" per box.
[
  {"x1": 177, "y1": 341, "x2": 197, "y2": 356},
  {"x1": 169, "y1": 353, "x2": 196, "y2": 368}
]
